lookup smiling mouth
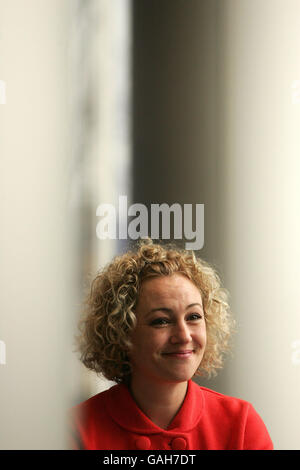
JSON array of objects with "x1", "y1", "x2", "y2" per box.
[{"x1": 162, "y1": 350, "x2": 194, "y2": 358}]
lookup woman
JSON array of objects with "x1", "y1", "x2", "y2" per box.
[{"x1": 71, "y1": 240, "x2": 273, "y2": 450}]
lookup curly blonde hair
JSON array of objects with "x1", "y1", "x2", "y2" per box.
[{"x1": 77, "y1": 239, "x2": 235, "y2": 383}]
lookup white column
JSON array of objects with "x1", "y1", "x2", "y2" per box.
[
  {"x1": 0, "y1": 0, "x2": 78, "y2": 449},
  {"x1": 217, "y1": 0, "x2": 300, "y2": 449},
  {"x1": 68, "y1": 0, "x2": 132, "y2": 398}
]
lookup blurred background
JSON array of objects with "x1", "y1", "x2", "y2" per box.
[{"x1": 0, "y1": 0, "x2": 299, "y2": 450}]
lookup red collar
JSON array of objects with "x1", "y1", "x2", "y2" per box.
[{"x1": 104, "y1": 379, "x2": 204, "y2": 434}]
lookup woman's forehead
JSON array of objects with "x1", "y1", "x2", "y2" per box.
[{"x1": 137, "y1": 274, "x2": 203, "y2": 308}]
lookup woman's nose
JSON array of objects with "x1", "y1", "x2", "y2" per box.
[{"x1": 170, "y1": 321, "x2": 192, "y2": 344}]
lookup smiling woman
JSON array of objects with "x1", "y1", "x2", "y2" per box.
[{"x1": 70, "y1": 239, "x2": 273, "y2": 450}]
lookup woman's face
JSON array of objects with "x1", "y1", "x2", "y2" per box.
[{"x1": 129, "y1": 274, "x2": 207, "y2": 386}]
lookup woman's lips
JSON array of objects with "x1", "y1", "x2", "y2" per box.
[{"x1": 163, "y1": 350, "x2": 194, "y2": 359}]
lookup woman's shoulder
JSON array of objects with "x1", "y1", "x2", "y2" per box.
[
  {"x1": 192, "y1": 380, "x2": 248, "y2": 403},
  {"x1": 189, "y1": 381, "x2": 273, "y2": 449},
  {"x1": 193, "y1": 382, "x2": 272, "y2": 436},
  {"x1": 191, "y1": 380, "x2": 254, "y2": 417},
  {"x1": 200, "y1": 384, "x2": 247, "y2": 401}
]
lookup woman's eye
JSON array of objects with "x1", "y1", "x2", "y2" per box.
[
  {"x1": 188, "y1": 313, "x2": 203, "y2": 321},
  {"x1": 150, "y1": 318, "x2": 170, "y2": 326}
]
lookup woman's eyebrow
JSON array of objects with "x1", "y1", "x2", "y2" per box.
[
  {"x1": 146, "y1": 303, "x2": 203, "y2": 317},
  {"x1": 187, "y1": 303, "x2": 203, "y2": 310},
  {"x1": 146, "y1": 307, "x2": 172, "y2": 316}
]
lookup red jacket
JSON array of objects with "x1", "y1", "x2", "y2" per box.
[{"x1": 70, "y1": 379, "x2": 273, "y2": 450}]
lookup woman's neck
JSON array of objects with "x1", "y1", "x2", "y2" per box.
[{"x1": 129, "y1": 377, "x2": 188, "y2": 430}]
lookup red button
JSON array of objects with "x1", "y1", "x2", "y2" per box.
[
  {"x1": 171, "y1": 437, "x2": 187, "y2": 450},
  {"x1": 135, "y1": 436, "x2": 151, "y2": 450}
]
